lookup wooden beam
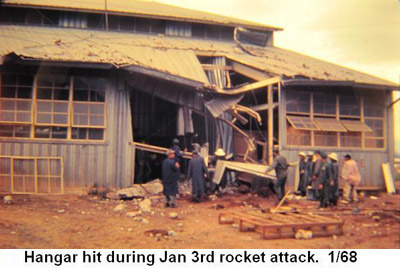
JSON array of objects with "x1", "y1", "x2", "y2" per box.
[
  {"x1": 202, "y1": 64, "x2": 233, "y2": 71},
  {"x1": 251, "y1": 102, "x2": 278, "y2": 112},
  {"x1": 219, "y1": 76, "x2": 280, "y2": 95},
  {"x1": 231, "y1": 61, "x2": 271, "y2": 81},
  {"x1": 268, "y1": 84, "x2": 274, "y2": 164},
  {"x1": 132, "y1": 142, "x2": 193, "y2": 159}
]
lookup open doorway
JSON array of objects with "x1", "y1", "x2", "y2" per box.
[{"x1": 129, "y1": 86, "x2": 179, "y2": 183}]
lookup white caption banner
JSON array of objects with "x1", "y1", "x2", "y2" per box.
[{"x1": 0, "y1": 249, "x2": 399, "y2": 268}]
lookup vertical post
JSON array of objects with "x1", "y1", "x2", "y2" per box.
[
  {"x1": 60, "y1": 158, "x2": 64, "y2": 194},
  {"x1": 268, "y1": 84, "x2": 273, "y2": 164},
  {"x1": 34, "y1": 158, "x2": 38, "y2": 193},
  {"x1": 11, "y1": 158, "x2": 14, "y2": 193},
  {"x1": 47, "y1": 158, "x2": 51, "y2": 194},
  {"x1": 105, "y1": 0, "x2": 109, "y2": 31}
]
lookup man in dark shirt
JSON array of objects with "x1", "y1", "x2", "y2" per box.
[
  {"x1": 171, "y1": 138, "x2": 182, "y2": 164},
  {"x1": 298, "y1": 152, "x2": 307, "y2": 196},
  {"x1": 188, "y1": 150, "x2": 209, "y2": 202},
  {"x1": 328, "y1": 152, "x2": 339, "y2": 207},
  {"x1": 317, "y1": 151, "x2": 331, "y2": 208},
  {"x1": 266, "y1": 148, "x2": 289, "y2": 201},
  {"x1": 311, "y1": 150, "x2": 322, "y2": 201},
  {"x1": 162, "y1": 149, "x2": 180, "y2": 208}
]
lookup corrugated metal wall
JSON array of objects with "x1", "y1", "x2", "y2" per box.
[{"x1": 0, "y1": 71, "x2": 135, "y2": 190}]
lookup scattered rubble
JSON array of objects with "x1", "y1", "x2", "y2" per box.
[
  {"x1": 139, "y1": 199, "x2": 152, "y2": 212},
  {"x1": 168, "y1": 230, "x2": 177, "y2": 237},
  {"x1": 145, "y1": 229, "x2": 168, "y2": 237},
  {"x1": 117, "y1": 186, "x2": 146, "y2": 199},
  {"x1": 113, "y1": 204, "x2": 126, "y2": 212},
  {"x1": 126, "y1": 211, "x2": 142, "y2": 218},
  {"x1": 3, "y1": 195, "x2": 13, "y2": 204},
  {"x1": 168, "y1": 212, "x2": 178, "y2": 219}
]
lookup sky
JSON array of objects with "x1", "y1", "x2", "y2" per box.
[{"x1": 157, "y1": 0, "x2": 400, "y2": 154}]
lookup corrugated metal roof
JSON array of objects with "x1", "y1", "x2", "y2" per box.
[
  {"x1": 0, "y1": 25, "x2": 210, "y2": 84},
  {"x1": 0, "y1": 25, "x2": 397, "y2": 88},
  {"x1": 2, "y1": 0, "x2": 281, "y2": 31}
]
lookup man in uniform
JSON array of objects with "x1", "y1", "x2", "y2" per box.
[
  {"x1": 171, "y1": 138, "x2": 182, "y2": 165},
  {"x1": 304, "y1": 151, "x2": 314, "y2": 198},
  {"x1": 266, "y1": 148, "x2": 289, "y2": 202},
  {"x1": 187, "y1": 150, "x2": 209, "y2": 202},
  {"x1": 328, "y1": 152, "x2": 339, "y2": 207},
  {"x1": 311, "y1": 151, "x2": 323, "y2": 201},
  {"x1": 298, "y1": 152, "x2": 307, "y2": 196},
  {"x1": 316, "y1": 151, "x2": 331, "y2": 208},
  {"x1": 162, "y1": 149, "x2": 180, "y2": 208}
]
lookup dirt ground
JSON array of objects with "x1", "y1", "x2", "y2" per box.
[{"x1": 1, "y1": 183, "x2": 399, "y2": 249}]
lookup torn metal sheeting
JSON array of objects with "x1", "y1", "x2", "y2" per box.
[
  {"x1": 205, "y1": 94, "x2": 244, "y2": 118},
  {"x1": 212, "y1": 160, "x2": 276, "y2": 184}
]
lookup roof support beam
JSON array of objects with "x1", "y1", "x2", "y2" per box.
[
  {"x1": 216, "y1": 76, "x2": 280, "y2": 95},
  {"x1": 231, "y1": 61, "x2": 271, "y2": 81}
]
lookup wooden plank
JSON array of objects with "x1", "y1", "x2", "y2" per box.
[
  {"x1": 231, "y1": 61, "x2": 271, "y2": 81},
  {"x1": 219, "y1": 210, "x2": 344, "y2": 239},
  {"x1": 268, "y1": 84, "x2": 273, "y2": 164},
  {"x1": 202, "y1": 64, "x2": 232, "y2": 71},
  {"x1": 132, "y1": 142, "x2": 193, "y2": 159},
  {"x1": 382, "y1": 162, "x2": 396, "y2": 194}
]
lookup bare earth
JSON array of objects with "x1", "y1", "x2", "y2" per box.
[{"x1": 1, "y1": 186, "x2": 399, "y2": 249}]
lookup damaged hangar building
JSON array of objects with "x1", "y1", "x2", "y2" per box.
[{"x1": 0, "y1": 0, "x2": 398, "y2": 194}]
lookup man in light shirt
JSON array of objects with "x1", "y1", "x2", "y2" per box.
[{"x1": 341, "y1": 154, "x2": 361, "y2": 203}]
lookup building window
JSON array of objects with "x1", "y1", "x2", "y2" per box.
[
  {"x1": 287, "y1": 122, "x2": 311, "y2": 146},
  {"x1": 339, "y1": 94, "x2": 360, "y2": 117},
  {"x1": 340, "y1": 132, "x2": 362, "y2": 148},
  {"x1": 0, "y1": 73, "x2": 106, "y2": 141},
  {"x1": 0, "y1": 156, "x2": 63, "y2": 194},
  {"x1": 59, "y1": 12, "x2": 87, "y2": 28},
  {"x1": 286, "y1": 91, "x2": 310, "y2": 114},
  {"x1": 314, "y1": 131, "x2": 337, "y2": 147},
  {"x1": 285, "y1": 90, "x2": 386, "y2": 149}
]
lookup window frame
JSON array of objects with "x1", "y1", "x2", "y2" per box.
[
  {"x1": 0, "y1": 73, "x2": 107, "y2": 142},
  {"x1": 284, "y1": 90, "x2": 386, "y2": 150}
]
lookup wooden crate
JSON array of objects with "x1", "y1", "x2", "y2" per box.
[{"x1": 219, "y1": 210, "x2": 344, "y2": 239}]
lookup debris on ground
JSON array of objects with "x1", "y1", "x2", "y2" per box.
[
  {"x1": 168, "y1": 212, "x2": 178, "y2": 219},
  {"x1": 3, "y1": 195, "x2": 12, "y2": 204},
  {"x1": 113, "y1": 204, "x2": 125, "y2": 212},
  {"x1": 117, "y1": 186, "x2": 146, "y2": 200},
  {"x1": 238, "y1": 185, "x2": 250, "y2": 194},
  {"x1": 126, "y1": 211, "x2": 142, "y2": 218},
  {"x1": 144, "y1": 229, "x2": 168, "y2": 237},
  {"x1": 139, "y1": 199, "x2": 152, "y2": 212},
  {"x1": 88, "y1": 183, "x2": 109, "y2": 199},
  {"x1": 295, "y1": 229, "x2": 313, "y2": 239},
  {"x1": 351, "y1": 207, "x2": 361, "y2": 214}
]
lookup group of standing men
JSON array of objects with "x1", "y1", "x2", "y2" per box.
[
  {"x1": 267, "y1": 149, "x2": 362, "y2": 209},
  {"x1": 297, "y1": 151, "x2": 361, "y2": 208},
  {"x1": 162, "y1": 137, "x2": 362, "y2": 209},
  {"x1": 161, "y1": 138, "x2": 210, "y2": 208}
]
